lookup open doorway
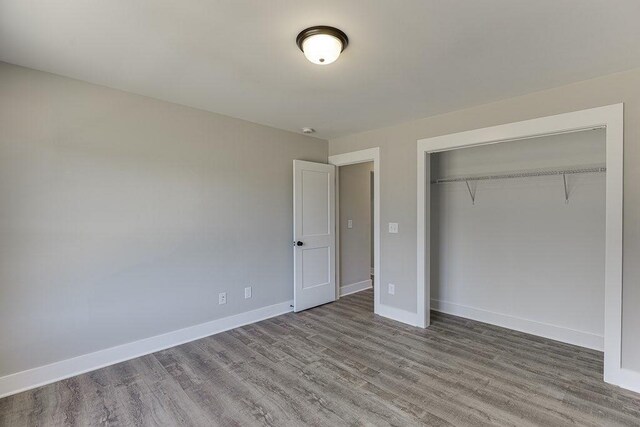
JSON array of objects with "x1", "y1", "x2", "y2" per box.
[
  {"x1": 338, "y1": 161, "x2": 374, "y2": 304},
  {"x1": 329, "y1": 147, "x2": 381, "y2": 315}
]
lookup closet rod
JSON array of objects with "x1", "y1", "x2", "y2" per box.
[{"x1": 432, "y1": 166, "x2": 606, "y2": 184}]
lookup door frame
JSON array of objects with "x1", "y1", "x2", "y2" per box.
[
  {"x1": 329, "y1": 148, "x2": 380, "y2": 315},
  {"x1": 416, "y1": 104, "x2": 625, "y2": 388}
]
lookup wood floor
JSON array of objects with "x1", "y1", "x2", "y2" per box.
[{"x1": 1, "y1": 290, "x2": 639, "y2": 426}]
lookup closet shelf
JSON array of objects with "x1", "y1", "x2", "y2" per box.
[
  {"x1": 432, "y1": 165, "x2": 606, "y2": 205},
  {"x1": 431, "y1": 166, "x2": 606, "y2": 184}
]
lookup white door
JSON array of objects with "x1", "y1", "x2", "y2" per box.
[{"x1": 293, "y1": 160, "x2": 336, "y2": 312}]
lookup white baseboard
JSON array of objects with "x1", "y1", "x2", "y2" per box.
[
  {"x1": 431, "y1": 299, "x2": 603, "y2": 351},
  {"x1": 0, "y1": 300, "x2": 293, "y2": 398},
  {"x1": 613, "y1": 368, "x2": 640, "y2": 394},
  {"x1": 376, "y1": 303, "x2": 419, "y2": 326},
  {"x1": 340, "y1": 279, "x2": 372, "y2": 297}
]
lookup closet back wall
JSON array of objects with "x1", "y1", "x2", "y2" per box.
[{"x1": 430, "y1": 129, "x2": 606, "y2": 349}]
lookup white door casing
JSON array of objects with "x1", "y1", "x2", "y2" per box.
[{"x1": 293, "y1": 160, "x2": 336, "y2": 312}]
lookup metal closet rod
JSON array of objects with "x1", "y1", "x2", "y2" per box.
[{"x1": 432, "y1": 166, "x2": 606, "y2": 184}]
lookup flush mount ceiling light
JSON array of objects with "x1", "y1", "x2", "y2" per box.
[{"x1": 296, "y1": 26, "x2": 349, "y2": 65}]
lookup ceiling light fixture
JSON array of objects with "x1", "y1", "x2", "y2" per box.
[{"x1": 296, "y1": 26, "x2": 349, "y2": 65}]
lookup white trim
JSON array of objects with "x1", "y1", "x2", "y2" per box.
[
  {"x1": 0, "y1": 300, "x2": 293, "y2": 398},
  {"x1": 615, "y1": 369, "x2": 640, "y2": 394},
  {"x1": 417, "y1": 104, "x2": 627, "y2": 389},
  {"x1": 340, "y1": 279, "x2": 372, "y2": 297},
  {"x1": 376, "y1": 303, "x2": 419, "y2": 326},
  {"x1": 329, "y1": 148, "x2": 381, "y2": 318},
  {"x1": 431, "y1": 299, "x2": 603, "y2": 351}
]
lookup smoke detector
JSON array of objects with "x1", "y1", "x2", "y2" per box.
[{"x1": 302, "y1": 127, "x2": 315, "y2": 134}]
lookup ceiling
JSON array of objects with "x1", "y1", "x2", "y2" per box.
[{"x1": 1, "y1": 1, "x2": 640, "y2": 140}]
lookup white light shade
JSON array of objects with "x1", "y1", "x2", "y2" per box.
[{"x1": 302, "y1": 34, "x2": 343, "y2": 65}]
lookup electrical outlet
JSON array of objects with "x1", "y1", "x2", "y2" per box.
[
  {"x1": 388, "y1": 283, "x2": 395, "y2": 295},
  {"x1": 388, "y1": 222, "x2": 399, "y2": 233},
  {"x1": 347, "y1": 219, "x2": 353, "y2": 229},
  {"x1": 218, "y1": 292, "x2": 227, "y2": 305},
  {"x1": 244, "y1": 286, "x2": 252, "y2": 299}
]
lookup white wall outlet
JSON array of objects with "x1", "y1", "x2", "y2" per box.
[
  {"x1": 218, "y1": 292, "x2": 227, "y2": 305},
  {"x1": 347, "y1": 219, "x2": 353, "y2": 229},
  {"x1": 388, "y1": 283, "x2": 395, "y2": 295},
  {"x1": 244, "y1": 286, "x2": 252, "y2": 299},
  {"x1": 388, "y1": 222, "x2": 399, "y2": 233}
]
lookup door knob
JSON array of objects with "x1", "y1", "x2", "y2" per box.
[{"x1": 295, "y1": 241, "x2": 304, "y2": 246}]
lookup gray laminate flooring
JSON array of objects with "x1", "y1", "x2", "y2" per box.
[{"x1": 1, "y1": 289, "x2": 639, "y2": 426}]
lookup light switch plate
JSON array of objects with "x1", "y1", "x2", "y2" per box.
[
  {"x1": 388, "y1": 283, "x2": 395, "y2": 295},
  {"x1": 347, "y1": 219, "x2": 353, "y2": 229},
  {"x1": 388, "y1": 222, "x2": 399, "y2": 233}
]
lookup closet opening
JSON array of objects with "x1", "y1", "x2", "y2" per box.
[
  {"x1": 430, "y1": 128, "x2": 606, "y2": 351},
  {"x1": 416, "y1": 104, "x2": 624, "y2": 386}
]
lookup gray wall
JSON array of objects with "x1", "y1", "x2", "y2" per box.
[
  {"x1": 339, "y1": 162, "x2": 373, "y2": 287},
  {"x1": 431, "y1": 130, "x2": 605, "y2": 343},
  {"x1": 329, "y1": 67, "x2": 640, "y2": 372},
  {"x1": 0, "y1": 62, "x2": 327, "y2": 377}
]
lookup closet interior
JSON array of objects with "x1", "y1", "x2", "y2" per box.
[{"x1": 429, "y1": 128, "x2": 606, "y2": 350}]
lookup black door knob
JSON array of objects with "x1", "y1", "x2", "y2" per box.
[{"x1": 296, "y1": 241, "x2": 304, "y2": 246}]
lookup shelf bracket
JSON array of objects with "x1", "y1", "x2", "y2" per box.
[
  {"x1": 563, "y1": 173, "x2": 569, "y2": 204},
  {"x1": 465, "y1": 180, "x2": 476, "y2": 205}
]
